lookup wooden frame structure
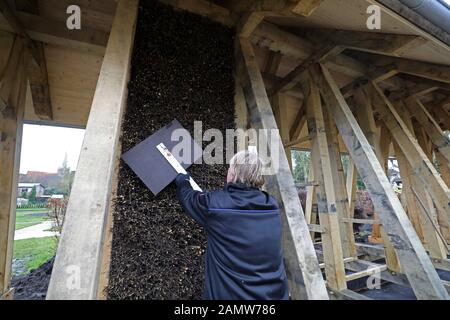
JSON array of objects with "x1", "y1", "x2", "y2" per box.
[{"x1": 1, "y1": 0, "x2": 450, "y2": 300}]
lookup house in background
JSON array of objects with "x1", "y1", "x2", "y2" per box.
[{"x1": 18, "y1": 183, "x2": 45, "y2": 197}]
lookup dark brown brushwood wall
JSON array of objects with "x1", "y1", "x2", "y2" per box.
[{"x1": 107, "y1": 0, "x2": 236, "y2": 299}]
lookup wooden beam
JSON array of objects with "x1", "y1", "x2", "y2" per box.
[
  {"x1": 0, "y1": 0, "x2": 40, "y2": 65},
  {"x1": 160, "y1": 0, "x2": 237, "y2": 27},
  {"x1": 289, "y1": 99, "x2": 306, "y2": 141},
  {"x1": 304, "y1": 72, "x2": 347, "y2": 291},
  {"x1": 405, "y1": 97, "x2": 450, "y2": 164},
  {"x1": 0, "y1": 50, "x2": 27, "y2": 295},
  {"x1": 323, "y1": 106, "x2": 357, "y2": 258},
  {"x1": 369, "y1": 83, "x2": 450, "y2": 224},
  {"x1": 226, "y1": 0, "x2": 321, "y2": 17},
  {"x1": 0, "y1": 10, "x2": 109, "y2": 54},
  {"x1": 303, "y1": 28, "x2": 426, "y2": 57},
  {"x1": 46, "y1": 0, "x2": 139, "y2": 300},
  {"x1": 269, "y1": 44, "x2": 344, "y2": 95},
  {"x1": 311, "y1": 63, "x2": 449, "y2": 300},
  {"x1": 284, "y1": 134, "x2": 311, "y2": 149},
  {"x1": 238, "y1": 12, "x2": 265, "y2": 38},
  {"x1": 345, "y1": 265, "x2": 387, "y2": 282},
  {"x1": 27, "y1": 42, "x2": 52, "y2": 120},
  {"x1": 0, "y1": 2, "x2": 53, "y2": 119},
  {"x1": 272, "y1": 92, "x2": 292, "y2": 169},
  {"x1": 395, "y1": 141, "x2": 447, "y2": 259},
  {"x1": 393, "y1": 59, "x2": 450, "y2": 84},
  {"x1": 291, "y1": 0, "x2": 324, "y2": 17},
  {"x1": 0, "y1": 37, "x2": 23, "y2": 113},
  {"x1": 425, "y1": 101, "x2": 450, "y2": 130},
  {"x1": 237, "y1": 37, "x2": 328, "y2": 300},
  {"x1": 353, "y1": 88, "x2": 401, "y2": 273}
]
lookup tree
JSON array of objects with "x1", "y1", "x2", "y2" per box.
[
  {"x1": 29, "y1": 186, "x2": 37, "y2": 204},
  {"x1": 292, "y1": 150, "x2": 311, "y2": 183},
  {"x1": 57, "y1": 153, "x2": 74, "y2": 196}
]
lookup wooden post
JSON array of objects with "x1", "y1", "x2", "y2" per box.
[
  {"x1": 395, "y1": 142, "x2": 447, "y2": 259},
  {"x1": 353, "y1": 88, "x2": 401, "y2": 273},
  {"x1": 346, "y1": 159, "x2": 357, "y2": 216},
  {"x1": 311, "y1": 63, "x2": 449, "y2": 300},
  {"x1": 237, "y1": 37, "x2": 328, "y2": 300},
  {"x1": 323, "y1": 104, "x2": 357, "y2": 258},
  {"x1": 46, "y1": 0, "x2": 139, "y2": 300},
  {"x1": 0, "y1": 50, "x2": 27, "y2": 295},
  {"x1": 304, "y1": 72, "x2": 347, "y2": 291},
  {"x1": 273, "y1": 93, "x2": 293, "y2": 169}
]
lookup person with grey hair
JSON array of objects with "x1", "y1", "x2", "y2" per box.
[{"x1": 175, "y1": 150, "x2": 289, "y2": 300}]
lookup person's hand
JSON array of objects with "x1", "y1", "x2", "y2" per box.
[{"x1": 175, "y1": 173, "x2": 191, "y2": 186}]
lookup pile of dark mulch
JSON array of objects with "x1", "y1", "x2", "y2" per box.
[
  {"x1": 11, "y1": 257, "x2": 54, "y2": 300},
  {"x1": 106, "y1": 1, "x2": 235, "y2": 299}
]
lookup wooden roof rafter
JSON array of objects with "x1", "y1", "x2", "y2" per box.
[{"x1": 0, "y1": 0, "x2": 53, "y2": 119}]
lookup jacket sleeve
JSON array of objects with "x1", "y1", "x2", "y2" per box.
[{"x1": 175, "y1": 173, "x2": 209, "y2": 228}]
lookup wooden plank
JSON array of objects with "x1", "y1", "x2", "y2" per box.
[
  {"x1": 346, "y1": 258, "x2": 411, "y2": 288},
  {"x1": 252, "y1": 21, "x2": 378, "y2": 83},
  {"x1": 304, "y1": 163, "x2": 316, "y2": 237},
  {"x1": 436, "y1": 151, "x2": 450, "y2": 187},
  {"x1": 323, "y1": 106, "x2": 356, "y2": 258},
  {"x1": 292, "y1": 0, "x2": 324, "y2": 17},
  {"x1": 353, "y1": 88, "x2": 401, "y2": 273},
  {"x1": 0, "y1": 51, "x2": 27, "y2": 295},
  {"x1": 161, "y1": 0, "x2": 237, "y2": 27},
  {"x1": 319, "y1": 257, "x2": 357, "y2": 269},
  {"x1": 341, "y1": 218, "x2": 381, "y2": 225},
  {"x1": 0, "y1": 3, "x2": 53, "y2": 120},
  {"x1": 0, "y1": 38, "x2": 23, "y2": 112},
  {"x1": 426, "y1": 102, "x2": 450, "y2": 131},
  {"x1": 390, "y1": 104, "x2": 424, "y2": 240},
  {"x1": 395, "y1": 142, "x2": 447, "y2": 259},
  {"x1": 238, "y1": 12, "x2": 265, "y2": 38},
  {"x1": 411, "y1": 183, "x2": 449, "y2": 257},
  {"x1": 311, "y1": 63, "x2": 449, "y2": 300},
  {"x1": 395, "y1": 59, "x2": 450, "y2": 84},
  {"x1": 304, "y1": 28, "x2": 426, "y2": 57},
  {"x1": 272, "y1": 93, "x2": 292, "y2": 169},
  {"x1": 369, "y1": 83, "x2": 450, "y2": 224},
  {"x1": 330, "y1": 289, "x2": 372, "y2": 300},
  {"x1": 308, "y1": 224, "x2": 324, "y2": 234},
  {"x1": 28, "y1": 41, "x2": 52, "y2": 120},
  {"x1": 0, "y1": 10, "x2": 109, "y2": 54},
  {"x1": 405, "y1": 97, "x2": 450, "y2": 164},
  {"x1": 346, "y1": 264, "x2": 387, "y2": 282},
  {"x1": 269, "y1": 44, "x2": 344, "y2": 95},
  {"x1": 0, "y1": 0, "x2": 41, "y2": 65},
  {"x1": 346, "y1": 158, "x2": 357, "y2": 216},
  {"x1": 304, "y1": 72, "x2": 347, "y2": 291},
  {"x1": 46, "y1": 0, "x2": 139, "y2": 300},
  {"x1": 237, "y1": 37, "x2": 328, "y2": 300},
  {"x1": 96, "y1": 137, "x2": 122, "y2": 299},
  {"x1": 0, "y1": 287, "x2": 14, "y2": 300},
  {"x1": 284, "y1": 135, "x2": 311, "y2": 149},
  {"x1": 289, "y1": 99, "x2": 307, "y2": 141}
]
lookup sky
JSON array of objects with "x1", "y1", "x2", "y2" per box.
[{"x1": 19, "y1": 124, "x2": 85, "y2": 174}]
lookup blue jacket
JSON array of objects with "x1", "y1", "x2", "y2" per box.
[{"x1": 175, "y1": 173, "x2": 289, "y2": 300}]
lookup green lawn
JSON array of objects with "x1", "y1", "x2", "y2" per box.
[
  {"x1": 15, "y1": 208, "x2": 49, "y2": 230},
  {"x1": 13, "y1": 237, "x2": 57, "y2": 276}
]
